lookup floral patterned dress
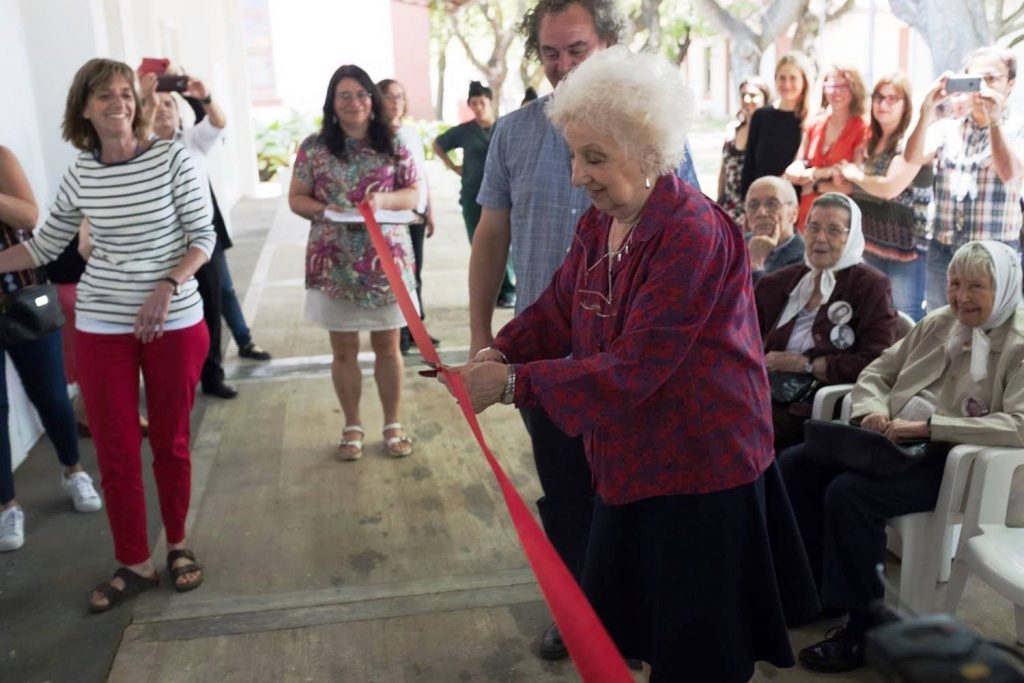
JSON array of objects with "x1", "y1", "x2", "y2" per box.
[
  {"x1": 718, "y1": 123, "x2": 747, "y2": 225},
  {"x1": 294, "y1": 133, "x2": 418, "y2": 330}
]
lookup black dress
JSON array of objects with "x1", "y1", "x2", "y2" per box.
[
  {"x1": 581, "y1": 461, "x2": 820, "y2": 682},
  {"x1": 740, "y1": 106, "x2": 803, "y2": 198}
]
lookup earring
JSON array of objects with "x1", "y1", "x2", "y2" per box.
[{"x1": 644, "y1": 176, "x2": 651, "y2": 189}]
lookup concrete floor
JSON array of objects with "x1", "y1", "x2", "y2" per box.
[{"x1": 3, "y1": 149, "x2": 1023, "y2": 683}]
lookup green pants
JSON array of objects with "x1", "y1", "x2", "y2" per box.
[{"x1": 462, "y1": 201, "x2": 516, "y2": 302}]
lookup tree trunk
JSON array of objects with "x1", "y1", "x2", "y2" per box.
[
  {"x1": 435, "y1": 46, "x2": 447, "y2": 120},
  {"x1": 889, "y1": 0, "x2": 992, "y2": 76},
  {"x1": 692, "y1": 0, "x2": 807, "y2": 105}
]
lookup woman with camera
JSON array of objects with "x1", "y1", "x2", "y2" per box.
[
  {"x1": 0, "y1": 145, "x2": 100, "y2": 553},
  {"x1": 0, "y1": 59, "x2": 215, "y2": 610}
]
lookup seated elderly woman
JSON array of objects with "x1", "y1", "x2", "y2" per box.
[
  {"x1": 755, "y1": 192, "x2": 899, "y2": 450},
  {"x1": 779, "y1": 240, "x2": 1024, "y2": 673},
  {"x1": 439, "y1": 46, "x2": 818, "y2": 682}
]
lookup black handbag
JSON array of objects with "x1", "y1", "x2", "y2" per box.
[
  {"x1": 769, "y1": 370, "x2": 822, "y2": 405},
  {"x1": 803, "y1": 419, "x2": 951, "y2": 478},
  {"x1": 0, "y1": 223, "x2": 65, "y2": 347},
  {"x1": 0, "y1": 283, "x2": 65, "y2": 347}
]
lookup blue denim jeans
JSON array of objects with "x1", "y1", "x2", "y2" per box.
[
  {"x1": 0, "y1": 330, "x2": 80, "y2": 504},
  {"x1": 863, "y1": 251, "x2": 926, "y2": 322},
  {"x1": 213, "y1": 248, "x2": 251, "y2": 349}
]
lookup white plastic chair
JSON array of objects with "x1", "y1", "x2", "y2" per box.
[
  {"x1": 944, "y1": 447, "x2": 1024, "y2": 643},
  {"x1": 809, "y1": 390, "x2": 981, "y2": 614}
]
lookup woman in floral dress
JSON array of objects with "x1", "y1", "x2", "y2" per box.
[
  {"x1": 288, "y1": 64, "x2": 419, "y2": 460},
  {"x1": 717, "y1": 77, "x2": 770, "y2": 226}
]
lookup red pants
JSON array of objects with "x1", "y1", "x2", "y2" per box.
[{"x1": 76, "y1": 322, "x2": 209, "y2": 565}]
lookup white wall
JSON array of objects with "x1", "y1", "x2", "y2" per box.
[
  {"x1": 117, "y1": 0, "x2": 259, "y2": 208},
  {"x1": 262, "y1": 0, "x2": 395, "y2": 116}
]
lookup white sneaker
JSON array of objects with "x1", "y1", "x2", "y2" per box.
[
  {"x1": 62, "y1": 471, "x2": 102, "y2": 513},
  {"x1": 0, "y1": 506, "x2": 24, "y2": 551}
]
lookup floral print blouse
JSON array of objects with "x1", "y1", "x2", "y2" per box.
[{"x1": 294, "y1": 133, "x2": 418, "y2": 308}]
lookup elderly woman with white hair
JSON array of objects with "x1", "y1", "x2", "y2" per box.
[
  {"x1": 438, "y1": 46, "x2": 816, "y2": 681},
  {"x1": 779, "y1": 240, "x2": 1024, "y2": 673},
  {"x1": 755, "y1": 193, "x2": 899, "y2": 450}
]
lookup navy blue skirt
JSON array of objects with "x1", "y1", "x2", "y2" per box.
[{"x1": 581, "y1": 461, "x2": 819, "y2": 682}]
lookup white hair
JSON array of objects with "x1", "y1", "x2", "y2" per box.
[
  {"x1": 546, "y1": 46, "x2": 695, "y2": 176},
  {"x1": 948, "y1": 242, "x2": 996, "y2": 285},
  {"x1": 747, "y1": 175, "x2": 798, "y2": 205}
]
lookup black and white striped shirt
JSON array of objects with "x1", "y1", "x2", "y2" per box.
[{"x1": 25, "y1": 139, "x2": 216, "y2": 326}]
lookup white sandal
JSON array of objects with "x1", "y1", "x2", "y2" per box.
[
  {"x1": 383, "y1": 422, "x2": 413, "y2": 458},
  {"x1": 337, "y1": 425, "x2": 365, "y2": 461}
]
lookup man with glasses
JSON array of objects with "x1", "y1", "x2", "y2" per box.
[
  {"x1": 906, "y1": 46, "x2": 1024, "y2": 311},
  {"x1": 745, "y1": 176, "x2": 804, "y2": 283},
  {"x1": 466, "y1": 0, "x2": 698, "y2": 662}
]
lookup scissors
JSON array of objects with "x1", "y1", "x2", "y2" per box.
[{"x1": 418, "y1": 361, "x2": 441, "y2": 378}]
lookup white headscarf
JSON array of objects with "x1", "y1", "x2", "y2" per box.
[
  {"x1": 776, "y1": 193, "x2": 865, "y2": 329},
  {"x1": 944, "y1": 240, "x2": 1023, "y2": 382}
]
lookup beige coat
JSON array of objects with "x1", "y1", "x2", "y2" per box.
[{"x1": 851, "y1": 306, "x2": 1024, "y2": 448}]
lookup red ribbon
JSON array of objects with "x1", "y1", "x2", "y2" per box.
[{"x1": 358, "y1": 202, "x2": 633, "y2": 682}]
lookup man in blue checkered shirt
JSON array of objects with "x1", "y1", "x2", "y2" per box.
[{"x1": 466, "y1": 0, "x2": 700, "y2": 662}]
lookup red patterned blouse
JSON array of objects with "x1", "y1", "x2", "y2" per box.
[{"x1": 491, "y1": 175, "x2": 774, "y2": 505}]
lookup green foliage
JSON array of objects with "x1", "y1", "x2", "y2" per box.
[
  {"x1": 412, "y1": 119, "x2": 453, "y2": 160},
  {"x1": 253, "y1": 111, "x2": 318, "y2": 182}
]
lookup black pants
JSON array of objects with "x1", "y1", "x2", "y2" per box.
[
  {"x1": 519, "y1": 406, "x2": 593, "y2": 582},
  {"x1": 195, "y1": 244, "x2": 224, "y2": 388},
  {"x1": 401, "y1": 223, "x2": 426, "y2": 351},
  {"x1": 408, "y1": 222, "x2": 425, "y2": 320},
  {"x1": 777, "y1": 443, "x2": 946, "y2": 611}
]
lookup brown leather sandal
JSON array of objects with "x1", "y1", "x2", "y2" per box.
[
  {"x1": 167, "y1": 548, "x2": 204, "y2": 593},
  {"x1": 88, "y1": 567, "x2": 160, "y2": 614}
]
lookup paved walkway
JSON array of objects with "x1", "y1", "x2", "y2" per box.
[{"x1": 2, "y1": 149, "x2": 1021, "y2": 683}]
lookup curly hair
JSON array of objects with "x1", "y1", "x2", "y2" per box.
[
  {"x1": 320, "y1": 65, "x2": 395, "y2": 162},
  {"x1": 546, "y1": 46, "x2": 693, "y2": 176},
  {"x1": 62, "y1": 59, "x2": 145, "y2": 152},
  {"x1": 520, "y1": 0, "x2": 626, "y2": 62}
]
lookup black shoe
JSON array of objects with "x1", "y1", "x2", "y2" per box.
[
  {"x1": 202, "y1": 382, "x2": 238, "y2": 399},
  {"x1": 798, "y1": 625, "x2": 866, "y2": 673},
  {"x1": 538, "y1": 622, "x2": 567, "y2": 661},
  {"x1": 496, "y1": 295, "x2": 516, "y2": 309},
  {"x1": 238, "y1": 343, "x2": 272, "y2": 361},
  {"x1": 626, "y1": 659, "x2": 643, "y2": 671}
]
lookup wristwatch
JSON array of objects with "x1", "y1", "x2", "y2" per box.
[
  {"x1": 804, "y1": 361, "x2": 814, "y2": 374},
  {"x1": 161, "y1": 276, "x2": 181, "y2": 294},
  {"x1": 200, "y1": 94, "x2": 213, "y2": 105},
  {"x1": 500, "y1": 365, "x2": 516, "y2": 404}
]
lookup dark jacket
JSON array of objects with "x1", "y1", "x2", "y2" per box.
[
  {"x1": 749, "y1": 232, "x2": 805, "y2": 284},
  {"x1": 755, "y1": 262, "x2": 898, "y2": 385}
]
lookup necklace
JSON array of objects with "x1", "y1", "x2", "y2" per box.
[{"x1": 608, "y1": 218, "x2": 640, "y2": 262}]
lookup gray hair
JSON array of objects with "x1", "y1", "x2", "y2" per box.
[
  {"x1": 747, "y1": 175, "x2": 797, "y2": 205},
  {"x1": 948, "y1": 241, "x2": 996, "y2": 286},
  {"x1": 810, "y1": 192, "x2": 853, "y2": 225},
  {"x1": 546, "y1": 46, "x2": 694, "y2": 176},
  {"x1": 520, "y1": 0, "x2": 627, "y2": 62}
]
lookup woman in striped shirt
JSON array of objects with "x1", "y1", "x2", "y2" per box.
[{"x1": 0, "y1": 59, "x2": 215, "y2": 612}]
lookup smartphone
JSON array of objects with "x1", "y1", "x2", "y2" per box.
[
  {"x1": 945, "y1": 75, "x2": 981, "y2": 93},
  {"x1": 139, "y1": 57, "x2": 170, "y2": 76},
  {"x1": 156, "y1": 75, "x2": 189, "y2": 93}
]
